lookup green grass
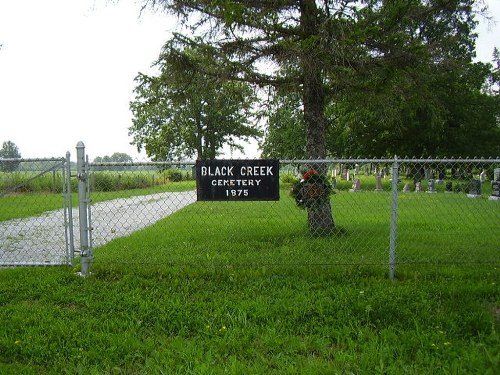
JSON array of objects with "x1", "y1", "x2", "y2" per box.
[
  {"x1": 92, "y1": 188, "x2": 498, "y2": 267},
  {"x1": 0, "y1": 181, "x2": 196, "y2": 222},
  {"x1": 0, "y1": 266, "x2": 498, "y2": 374},
  {"x1": 1, "y1": 188, "x2": 498, "y2": 374}
]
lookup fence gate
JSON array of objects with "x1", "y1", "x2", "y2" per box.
[{"x1": 0, "y1": 155, "x2": 75, "y2": 266}]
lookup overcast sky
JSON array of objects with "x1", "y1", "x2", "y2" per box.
[{"x1": 0, "y1": 0, "x2": 499, "y2": 160}]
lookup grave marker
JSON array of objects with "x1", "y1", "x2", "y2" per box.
[
  {"x1": 445, "y1": 181, "x2": 453, "y2": 193},
  {"x1": 437, "y1": 170, "x2": 446, "y2": 182},
  {"x1": 495, "y1": 168, "x2": 500, "y2": 182},
  {"x1": 480, "y1": 170, "x2": 487, "y2": 183},
  {"x1": 415, "y1": 181, "x2": 422, "y2": 192},
  {"x1": 341, "y1": 168, "x2": 348, "y2": 180},
  {"x1": 427, "y1": 179, "x2": 437, "y2": 193},
  {"x1": 375, "y1": 175, "x2": 383, "y2": 191},
  {"x1": 467, "y1": 179, "x2": 481, "y2": 198},
  {"x1": 349, "y1": 178, "x2": 361, "y2": 192},
  {"x1": 490, "y1": 181, "x2": 500, "y2": 201}
]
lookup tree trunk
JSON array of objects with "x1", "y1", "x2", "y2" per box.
[{"x1": 301, "y1": 0, "x2": 335, "y2": 235}]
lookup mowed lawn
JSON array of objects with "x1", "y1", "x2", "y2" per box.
[{"x1": 0, "y1": 188, "x2": 499, "y2": 374}]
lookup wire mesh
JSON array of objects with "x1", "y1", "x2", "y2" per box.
[
  {"x1": 2, "y1": 156, "x2": 497, "y2": 269},
  {"x1": 0, "y1": 158, "x2": 73, "y2": 266},
  {"x1": 395, "y1": 159, "x2": 499, "y2": 265},
  {"x1": 84, "y1": 158, "x2": 499, "y2": 270}
]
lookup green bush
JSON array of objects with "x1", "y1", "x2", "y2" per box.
[
  {"x1": 453, "y1": 182, "x2": 470, "y2": 193},
  {"x1": 92, "y1": 173, "x2": 115, "y2": 192},
  {"x1": 280, "y1": 173, "x2": 299, "y2": 185},
  {"x1": 164, "y1": 168, "x2": 183, "y2": 182}
]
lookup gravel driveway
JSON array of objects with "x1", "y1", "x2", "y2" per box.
[{"x1": 0, "y1": 191, "x2": 197, "y2": 266}]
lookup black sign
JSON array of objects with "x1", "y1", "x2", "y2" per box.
[{"x1": 196, "y1": 159, "x2": 279, "y2": 201}]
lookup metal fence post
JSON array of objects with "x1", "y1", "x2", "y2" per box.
[
  {"x1": 64, "y1": 151, "x2": 75, "y2": 265},
  {"x1": 76, "y1": 142, "x2": 92, "y2": 276},
  {"x1": 389, "y1": 156, "x2": 399, "y2": 279}
]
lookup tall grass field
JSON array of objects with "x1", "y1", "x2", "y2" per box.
[{"x1": 1, "y1": 182, "x2": 499, "y2": 374}]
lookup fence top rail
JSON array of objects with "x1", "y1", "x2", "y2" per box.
[
  {"x1": 0, "y1": 157, "x2": 66, "y2": 163},
  {"x1": 89, "y1": 161, "x2": 197, "y2": 167},
  {"x1": 282, "y1": 158, "x2": 500, "y2": 164},
  {"x1": 87, "y1": 157, "x2": 500, "y2": 168}
]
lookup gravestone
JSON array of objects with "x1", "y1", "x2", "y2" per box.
[
  {"x1": 427, "y1": 179, "x2": 437, "y2": 193},
  {"x1": 494, "y1": 168, "x2": 500, "y2": 182},
  {"x1": 490, "y1": 181, "x2": 500, "y2": 201},
  {"x1": 438, "y1": 170, "x2": 446, "y2": 182},
  {"x1": 467, "y1": 179, "x2": 481, "y2": 198},
  {"x1": 375, "y1": 175, "x2": 383, "y2": 191},
  {"x1": 415, "y1": 182, "x2": 422, "y2": 193},
  {"x1": 445, "y1": 181, "x2": 453, "y2": 193},
  {"x1": 403, "y1": 183, "x2": 411, "y2": 192},
  {"x1": 341, "y1": 169, "x2": 348, "y2": 180},
  {"x1": 349, "y1": 178, "x2": 361, "y2": 192},
  {"x1": 425, "y1": 168, "x2": 432, "y2": 180}
]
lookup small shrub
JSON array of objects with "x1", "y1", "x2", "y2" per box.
[
  {"x1": 93, "y1": 173, "x2": 114, "y2": 192},
  {"x1": 281, "y1": 173, "x2": 299, "y2": 185},
  {"x1": 453, "y1": 182, "x2": 470, "y2": 193},
  {"x1": 164, "y1": 168, "x2": 183, "y2": 182}
]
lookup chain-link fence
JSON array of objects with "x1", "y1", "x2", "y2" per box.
[
  {"x1": 80, "y1": 156, "x2": 499, "y2": 276},
  {"x1": 1, "y1": 150, "x2": 498, "y2": 275},
  {"x1": 0, "y1": 156, "x2": 74, "y2": 266}
]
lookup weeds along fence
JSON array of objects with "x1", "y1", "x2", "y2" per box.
[
  {"x1": 0, "y1": 155, "x2": 74, "y2": 266},
  {"x1": 79, "y1": 155, "x2": 499, "y2": 276}
]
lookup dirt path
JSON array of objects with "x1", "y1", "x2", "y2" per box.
[{"x1": 0, "y1": 191, "x2": 197, "y2": 266}]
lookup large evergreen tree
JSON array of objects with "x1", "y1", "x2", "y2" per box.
[{"x1": 143, "y1": 0, "x2": 485, "y2": 234}]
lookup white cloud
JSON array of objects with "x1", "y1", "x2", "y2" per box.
[{"x1": 0, "y1": 0, "x2": 173, "y2": 159}]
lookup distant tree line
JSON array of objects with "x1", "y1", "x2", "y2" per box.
[
  {"x1": 92, "y1": 153, "x2": 134, "y2": 171},
  {"x1": 0, "y1": 141, "x2": 21, "y2": 172},
  {"x1": 93, "y1": 153, "x2": 133, "y2": 164}
]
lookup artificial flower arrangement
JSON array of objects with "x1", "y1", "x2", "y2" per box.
[{"x1": 291, "y1": 170, "x2": 333, "y2": 209}]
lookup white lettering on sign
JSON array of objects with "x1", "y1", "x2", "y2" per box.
[
  {"x1": 225, "y1": 189, "x2": 249, "y2": 197},
  {"x1": 201, "y1": 166, "x2": 234, "y2": 176},
  {"x1": 211, "y1": 179, "x2": 262, "y2": 186},
  {"x1": 240, "y1": 166, "x2": 274, "y2": 176}
]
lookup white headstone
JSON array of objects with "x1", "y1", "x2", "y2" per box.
[{"x1": 480, "y1": 170, "x2": 486, "y2": 183}]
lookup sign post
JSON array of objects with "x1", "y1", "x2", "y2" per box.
[{"x1": 196, "y1": 160, "x2": 279, "y2": 201}]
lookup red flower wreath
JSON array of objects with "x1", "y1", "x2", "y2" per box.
[
  {"x1": 291, "y1": 170, "x2": 332, "y2": 209},
  {"x1": 302, "y1": 170, "x2": 319, "y2": 181}
]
